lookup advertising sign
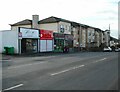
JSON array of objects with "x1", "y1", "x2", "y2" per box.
[
  {"x1": 19, "y1": 27, "x2": 39, "y2": 38},
  {"x1": 53, "y1": 33, "x2": 64, "y2": 39},
  {"x1": 65, "y1": 34, "x2": 73, "y2": 40},
  {"x1": 40, "y1": 30, "x2": 53, "y2": 40}
]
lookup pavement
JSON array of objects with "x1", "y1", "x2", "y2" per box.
[
  {"x1": 1, "y1": 51, "x2": 78, "y2": 60},
  {"x1": 1, "y1": 52, "x2": 119, "y2": 90}
]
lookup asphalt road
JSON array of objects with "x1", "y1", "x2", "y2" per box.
[{"x1": 1, "y1": 52, "x2": 119, "y2": 91}]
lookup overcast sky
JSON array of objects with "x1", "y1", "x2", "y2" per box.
[{"x1": 0, "y1": 0, "x2": 119, "y2": 38}]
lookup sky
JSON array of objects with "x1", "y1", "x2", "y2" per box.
[{"x1": 0, "y1": 0, "x2": 119, "y2": 39}]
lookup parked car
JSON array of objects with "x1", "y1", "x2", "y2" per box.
[
  {"x1": 115, "y1": 48, "x2": 120, "y2": 52},
  {"x1": 103, "y1": 47, "x2": 112, "y2": 52}
]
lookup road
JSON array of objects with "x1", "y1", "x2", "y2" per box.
[{"x1": 1, "y1": 52, "x2": 119, "y2": 91}]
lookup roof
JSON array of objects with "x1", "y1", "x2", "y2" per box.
[
  {"x1": 38, "y1": 16, "x2": 72, "y2": 24},
  {"x1": 10, "y1": 16, "x2": 103, "y2": 32},
  {"x1": 110, "y1": 36, "x2": 118, "y2": 42},
  {"x1": 71, "y1": 22, "x2": 79, "y2": 27},
  {"x1": 11, "y1": 19, "x2": 32, "y2": 26}
]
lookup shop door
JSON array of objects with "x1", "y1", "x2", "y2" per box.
[
  {"x1": 21, "y1": 39, "x2": 26, "y2": 53},
  {"x1": 26, "y1": 39, "x2": 38, "y2": 53},
  {"x1": 21, "y1": 39, "x2": 38, "y2": 53},
  {"x1": 32, "y1": 39, "x2": 38, "y2": 53}
]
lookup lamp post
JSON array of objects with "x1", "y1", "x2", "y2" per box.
[
  {"x1": 108, "y1": 24, "x2": 110, "y2": 47},
  {"x1": 118, "y1": 1, "x2": 120, "y2": 44}
]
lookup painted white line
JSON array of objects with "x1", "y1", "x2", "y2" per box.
[
  {"x1": 3, "y1": 84, "x2": 23, "y2": 91},
  {"x1": 93, "y1": 58, "x2": 107, "y2": 63},
  {"x1": 51, "y1": 65, "x2": 85, "y2": 76},
  {"x1": 8, "y1": 62, "x2": 47, "y2": 69}
]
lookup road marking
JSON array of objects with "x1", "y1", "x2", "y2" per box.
[
  {"x1": 51, "y1": 65, "x2": 85, "y2": 76},
  {"x1": 93, "y1": 58, "x2": 107, "y2": 63},
  {"x1": 7, "y1": 61, "x2": 48, "y2": 69},
  {"x1": 3, "y1": 84, "x2": 23, "y2": 91}
]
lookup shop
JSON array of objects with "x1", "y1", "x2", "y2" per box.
[
  {"x1": 39, "y1": 29, "x2": 54, "y2": 52},
  {"x1": 19, "y1": 27, "x2": 39, "y2": 54},
  {"x1": 53, "y1": 33, "x2": 65, "y2": 52},
  {"x1": 64, "y1": 34, "x2": 73, "y2": 48}
]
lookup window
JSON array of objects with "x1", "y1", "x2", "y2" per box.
[
  {"x1": 60, "y1": 25, "x2": 64, "y2": 33},
  {"x1": 89, "y1": 32, "x2": 91, "y2": 36},
  {"x1": 69, "y1": 26, "x2": 71, "y2": 32},
  {"x1": 71, "y1": 31, "x2": 73, "y2": 35},
  {"x1": 65, "y1": 25, "x2": 67, "y2": 30}
]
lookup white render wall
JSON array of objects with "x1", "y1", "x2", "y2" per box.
[
  {"x1": 1, "y1": 30, "x2": 19, "y2": 54},
  {"x1": 104, "y1": 31, "x2": 109, "y2": 47},
  {"x1": 87, "y1": 28, "x2": 95, "y2": 43},
  {"x1": 96, "y1": 31, "x2": 100, "y2": 47},
  {"x1": 81, "y1": 29, "x2": 86, "y2": 47},
  {"x1": 39, "y1": 23, "x2": 58, "y2": 33},
  {"x1": 11, "y1": 25, "x2": 32, "y2": 31},
  {"x1": 73, "y1": 27, "x2": 79, "y2": 47},
  {"x1": 100, "y1": 32, "x2": 104, "y2": 44},
  {"x1": 58, "y1": 21, "x2": 71, "y2": 34},
  {"x1": 39, "y1": 21, "x2": 71, "y2": 34}
]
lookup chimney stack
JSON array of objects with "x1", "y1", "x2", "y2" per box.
[{"x1": 32, "y1": 15, "x2": 39, "y2": 29}]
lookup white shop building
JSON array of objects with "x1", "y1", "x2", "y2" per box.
[{"x1": 0, "y1": 27, "x2": 54, "y2": 54}]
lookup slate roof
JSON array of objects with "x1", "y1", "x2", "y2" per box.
[
  {"x1": 10, "y1": 16, "x2": 103, "y2": 32},
  {"x1": 11, "y1": 19, "x2": 32, "y2": 26},
  {"x1": 38, "y1": 16, "x2": 72, "y2": 24},
  {"x1": 10, "y1": 16, "x2": 72, "y2": 26}
]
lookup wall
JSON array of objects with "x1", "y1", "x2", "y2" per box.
[
  {"x1": 96, "y1": 31, "x2": 100, "y2": 47},
  {"x1": 104, "y1": 31, "x2": 109, "y2": 47},
  {"x1": 87, "y1": 28, "x2": 95, "y2": 43},
  {"x1": 110, "y1": 41, "x2": 115, "y2": 47},
  {"x1": 58, "y1": 21, "x2": 71, "y2": 34},
  {"x1": 100, "y1": 32, "x2": 104, "y2": 44},
  {"x1": 73, "y1": 27, "x2": 79, "y2": 47},
  {"x1": 81, "y1": 28, "x2": 86, "y2": 47},
  {"x1": 1, "y1": 30, "x2": 19, "y2": 54},
  {"x1": 39, "y1": 23, "x2": 58, "y2": 33},
  {"x1": 11, "y1": 25, "x2": 32, "y2": 31}
]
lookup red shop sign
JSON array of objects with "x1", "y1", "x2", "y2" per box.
[{"x1": 40, "y1": 29, "x2": 53, "y2": 40}]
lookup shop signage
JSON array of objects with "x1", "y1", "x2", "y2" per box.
[
  {"x1": 54, "y1": 33, "x2": 64, "y2": 39},
  {"x1": 19, "y1": 27, "x2": 39, "y2": 38},
  {"x1": 40, "y1": 30, "x2": 53, "y2": 40},
  {"x1": 65, "y1": 34, "x2": 73, "y2": 40}
]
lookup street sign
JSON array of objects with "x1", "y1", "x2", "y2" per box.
[{"x1": 18, "y1": 32, "x2": 22, "y2": 39}]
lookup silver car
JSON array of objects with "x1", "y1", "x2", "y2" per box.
[{"x1": 103, "y1": 47, "x2": 112, "y2": 52}]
